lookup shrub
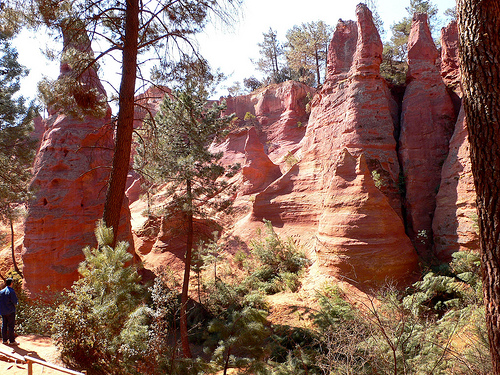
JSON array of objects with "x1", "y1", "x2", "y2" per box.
[
  {"x1": 52, "y1": 222, "x2": 148, "y2": 375},
  {"x1": 16, "y1": 286, "x2": 60, "y2": 336},
  {"x1": 208, "y1": 306, "x2": 270, "y2": 374},
  {"x1": 248, "y1": 220, "x2": 308, "y2": 295},
  {"x1": 313, "y1": 284, "x2": 357, "y2": 331}
]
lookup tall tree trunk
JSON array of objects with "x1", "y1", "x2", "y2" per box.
[
  {"x1": 180, "y1": 179, "x2": 194, "y2": 358},
  {"x1": 457, "y1": 1, "x2": 500, "y2": 373},
  {"x1": 9, "y1": 218, "x2": 22, "y2": 277},
  {"x1": 103, "y1": 0, "x2": 139, "y2": 244},
  {"x1": 314, "y1": 48, "x2": 321, "y2": 86}
]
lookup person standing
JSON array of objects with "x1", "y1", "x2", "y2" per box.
[{"x1": 0, "y1": 278, "x2": 18, "y2": 345}]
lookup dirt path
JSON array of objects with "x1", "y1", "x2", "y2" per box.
[{"x1": 0, "y1": 335, "x2": 69, "y2": 375}]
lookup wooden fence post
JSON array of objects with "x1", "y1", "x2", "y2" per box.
[{"x1": 27, "y1": 359, "x2": 33, "y2": 375}]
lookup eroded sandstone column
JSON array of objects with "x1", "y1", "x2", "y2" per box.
[
  {"x1": 398, "y1": 13, "x2": 456, "y2": 259},
  {"x1": 22, "y1": 26, "x2": 134, "y2": 296}
]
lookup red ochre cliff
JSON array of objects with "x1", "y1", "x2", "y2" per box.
[
  {"x1": 22, "y1": 28, "x2": 134, "y2": 296},
  {"x1": 18, "y1": 4, "x2": 476, "y2": 293},
  {"x1": 398, "y1": 13, "x2": 457, "y2": 259}
]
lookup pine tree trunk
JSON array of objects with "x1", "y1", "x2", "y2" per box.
[
  {"x1": 10, "y1": 218, "x2": 22, "y2": 277},
  {"x1": 103, "y1": 0, "x2": 139, "y2": 243},
  {"x1": 180, "y1": 179, "x2": 194, "y2": 358},
  {"x1": 315, "y1": 48, "x2": 321, "y2": 85},
  {"x1": 457, "y1": 1, "x2": 500, "y2": 373}
]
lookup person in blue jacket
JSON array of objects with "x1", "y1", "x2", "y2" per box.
[{"x1": 0, "y1": 278, "x2": 18, "y2": 345}]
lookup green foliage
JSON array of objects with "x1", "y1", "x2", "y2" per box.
[
  {"x1": 284, "y1": 21, "x2": 331, "y2": 86},
  {"x1": 312, "y1": 252, "x2": 488, "y2": 374},
  {"x1": 135, "y1": 78, "x2": 239, "y2": 220},
  {"x1": 244, "y1": 111, "x2": 256, "y2": 121},
  {"x1": 313, "y1": 284, "x2": 356, "y2": 331},
  {"x1": 246, "y1": 220, "x2": 308, "y2": 294},
  {"x1": 371, "y1": 170, "x2": 384, "y2": 189},
  {"x1": 283, "y1": 151, "x2": 298, "y2": 170},
  {"x1": 0, "y1": 31, "x2": 37, "y2": 225},
  {"x1": 203, "y1": 278, "x2": 269, "y2": 317},
  {"x1": 16, "y1": 287, "x2": 59, "y2": 336},
  {"x1": 404, "y1": 251, "x2": 482, "y2": 316},
  {"x1": 381, "y1": 0, "x2": 439, "y2": 85},
  {"x1": 444, "y1": 6, "x2": 457, "y2": 22},
  {"x1": 136, "y1": 274, "x2": 184, "y2": 374},
  {"x1": 52, "y1": 222, "x2": 148, "y2": 374},
  {"x1": 243, "y1": 76, "x2": 262, "y2": 92},
  {"x1": 37, "y1": 46, "x2": 108, "y2": 119},
  {"x1": 208, "y1": 306, "x2": 270, "y2": 374},
  {"x1": 254, "y1": 28, "x2": 285, "y2": 84},
  {"x1": 226, "y1": 80, "x2": 243, "y2": 96}
]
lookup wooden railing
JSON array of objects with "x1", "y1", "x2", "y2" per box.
[
  {"x1": 25, "y1": 356, "x2": 87, "y2": 375},
  {"x1": 0, "y1": 345, "x2": 86, "y2": 375}
]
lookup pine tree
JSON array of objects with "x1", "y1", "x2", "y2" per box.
[
  {"x1": 0, "y1": 31, "x2": 37, "y2": 278},
  {"x1": 52, "y1": 222, "x2": 148, "y2": 374},
  {"x1": 135, "y1": 77, "x2": 239, "y2": 358},
  {"x1": 254, "y1": 28, "x2": 285, "y2": 84},
  {"x1": 285, "y1": 21, "x2": 331, "y2": 86}
]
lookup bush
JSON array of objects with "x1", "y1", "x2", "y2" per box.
[
  {"x1": 16, "y1": 287, "x2": 60, "y2": 336},
  {"x1": 247, "y1": 220, "x2": 309, "y2": 294},
  {"x1": 51, "y1": 222, "x2": 148, "y2": 375}
]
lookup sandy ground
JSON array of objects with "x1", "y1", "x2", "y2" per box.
[{"x1": 0, "y1": 335, "x2": 74, "y2": 375}]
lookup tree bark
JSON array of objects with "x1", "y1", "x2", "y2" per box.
[
  {"x1": 10, "y1": 218, "x2": 22, "y2": 277},
  {"x1": 102, "y1": 0, "x2": 139, "y2": 244},
  {"x1": 457, "y1": 1, "x2": 500, "y2": 373},
  {"x1": 180, "y1": 179, "x2": 194, "y2": 358},
  {"x1": 314, "y1": 48, "x2": 321, "y2": 85}
]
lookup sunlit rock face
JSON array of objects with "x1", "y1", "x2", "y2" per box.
[
  {"x1": 22, "y1": 27, "x2": 133, "y2": 296},
  {"x1": 248, "y1": 4, "x2": 419, "y2": 286},
  {"x1": 224, "y1": 81, "x2": 316, "y2": 164},
  {"x1": 440, "y1": 20, "x2": 461, "y2": 97},
  {"x1": 432, "y1": 21, "x2": 477, "y2": 261},
  {"x1": 433, "y1": 108, "x2": 478, "y2": 261},
  {"x1": 398, "y1": 13, "x2": 457, "y2": 259}
]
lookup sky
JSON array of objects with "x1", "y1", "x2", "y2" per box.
[{"x1": 14, "y1": 0, "x2": 457, "y2": 102}]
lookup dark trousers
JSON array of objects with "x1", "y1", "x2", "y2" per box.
[{"x1": 2, "y1": 313, "x2": 15, "y2": 343}]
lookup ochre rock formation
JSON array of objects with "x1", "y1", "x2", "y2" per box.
[
  {"x1": 433, "y1": 109, "x2": 477, "y2": 260},
  {"x1": 128, "y1": 12, "x2": 474, "y2": 288},
  {"x1": 432, "y1": 22, "x2": 477, "y2": 261},
  {"x1": 440, "y1": 20, "x2": 461, "y2": 96},
  {"x1": 17, "y1": 5, "x2": 480, "y2": 297},
  {"x1": 224, "y1": 81, "x2": 315, "y2": 163},
  {"x1": 313, "y1": 150, "x2": 417, "y2": 285},
  {"x1": 398, "y1": 13, "x2": 456, "y2": 258},
  {"x1": 22, "y1": 28, "x2": 134, "y2": 296},
  {"x1": 140, "y1": 214, "x2": 219, "y2": 278},
  {"x1": 250, "y1": 4, "x2": 418, "y2": 285},
  {"x1": 240, "y1": 127, "x2": 282, "y2": 195}
]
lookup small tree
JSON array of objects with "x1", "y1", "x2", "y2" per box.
[
  {"x1": 135, "y1": 78, "x2": 239, "y2": 358},
  {"x1": 52, "y1": 222, "x2": 148, "y2": 374},
  {"x1": 285, "y1": 21, "x2": 331, "y2": 86},
  {"x1": 243, "y1": 76, "x2": 262, "y2": 92},
  {"x1": 254, "y1": 28, "x2": 285, "y2": 84},
  {"x1": 0, "y1": 31, "x2": 37, "y2": 278}
]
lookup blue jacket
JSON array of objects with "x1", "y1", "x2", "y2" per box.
[{"x1": 0, "y1": 286, "x2": 17, "y2": 315}]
